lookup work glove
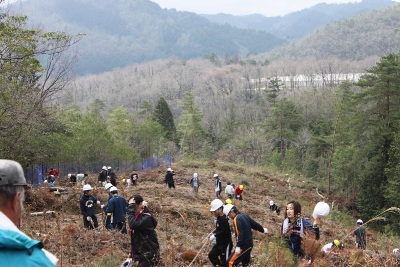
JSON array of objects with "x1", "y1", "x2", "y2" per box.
[
  {"x1": 209, "y1": 234, "x2": 216, "y2": 242},
  {"x1": 86, "y1": 216, "x2": 92, "y2": 221},
  {"x1": 235, "y1": 247, "x2": 241, "y2": 255},
  {"x1": 120, "y1": 258, "x2": 132, "y2": 267},
  {"x1": 263, "y1": 227, "x2": 268, "y2": 234},
  {"x1": 101, "y1": 204, "x2": 105, "y2": 209}
]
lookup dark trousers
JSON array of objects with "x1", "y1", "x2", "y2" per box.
[
  {"x1": 209, "y1": 243, "x2": 232, "y2": 267},
  {"x1": 83, "y1": 214, "x2": 98, "y2": 229},
  {"x1": 227, "y1": 246, "x2": 252, "y2": 267},
  {"x1": 167, "y1": 182, "x2": 175, "y2": 189},
  {"x1": 113, "y1": 221, "x2": 127, "y2": 234}
]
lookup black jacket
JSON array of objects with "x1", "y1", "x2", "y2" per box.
[
  {"x1": 214, "y1": 214, "x2": 232, "y2": 246},
  {"x1": 127, "y1": 204, "x2": 160, "y2": 266},
  {"x1": 165, "y1": 171, "x2": 175, "y2": 185}
]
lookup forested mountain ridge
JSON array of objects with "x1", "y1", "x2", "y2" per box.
[
  {"x1": 202, "y1": 0, "x2": 396, "y2": 40},
  {"x1": 9, "y1": 0, "x2": 285, "y2": 75},
  {"x1": 262, "y1": 3, "x2": 400, "y2": 62},
  {"x1": 9, "y1": 0, "x2": 400, "y2": 76}
]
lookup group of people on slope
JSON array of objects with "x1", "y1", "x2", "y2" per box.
[
  {"x1": 79, "y1": 181, "x2": 159, "y2": 266},
  {"x1": 208, "y1": 198, "x2": 268, "y2": 267},
  {"x1": 0, "y1": 160, "x2": 383, "y2": 267},
  {"x1": 185, "y1": 170, "x2": 245, "y2": 203},
  {"x1": 206, "y1": 197, "x2": 321, "y2": 267},
  {"x1": 98, "y1": 165, "x2": 117, "y2": 186}
]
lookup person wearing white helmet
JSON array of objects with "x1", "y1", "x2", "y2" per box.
[
  {"x1": 105, "y1": 187, "x2": 127, "y2": 233},
  {"x1": 101, "y1": 183, "x2": 114, "y2": 229},
  {"x1": 223, "y1": 204, "x2": 268, "y2": 267},
  {"x1": 0, "y1": 159, "x2": 58, "y2": 267},
  {"x1": 79, "y1": 184, "x2": 101, "y2": 229},
  {"x1": 214, "y1": 174, "x2": 222, "y2": 199},
  {"x1": 354, "y1": 219, "x2": 366, "y2": 249},
  {"x1": 208, "y1": 199, "x2": 233, "y2": 267},
  {"x1": 165, "y1": 167, "x2": 175, "y2": 189},
  {"x1": 189, "y1": 172, "x2": 200, "y2": 195},
  {"x1": 269, "y1": 200, "x2": 281, "y2": 216},
  {"x1": 107, "y1": 166, "x2": 117, "y2": 186},
  {"x1": 77, "y1": 173, "x2": 88, "y2": 186},
  {"x1": 98, "y1": 166, "x2": 108, "y2": 186}
]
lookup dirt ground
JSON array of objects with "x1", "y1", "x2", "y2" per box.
[{"x1": 22, "y1": 161, "x2": 400, "y2": 267}]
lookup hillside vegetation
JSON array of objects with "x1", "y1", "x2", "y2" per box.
[
  {"x1": 264, "y1": 4, "x2": 400, "y2": 61},
  {"x1": 203, "y1": 0, "x2": 396, "y2": 40},
  {"x1": 9, "y1": 0, "x2": 285, "y2": 75},
  {"x1": 8, "y1": 0, "x2": 400, "y2": 75},
  {"x1": 23, "y1": 160, "x2": 400, "y2": 266}
]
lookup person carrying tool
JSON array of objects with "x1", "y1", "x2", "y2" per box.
[
  {"x1": 79, "y1": 184, "x2": 101, "y2": 229},
  {"x1": 223, "y1": 204, "x2": 268, "y2": 267},
  {"x1": 208, "y1": 199, "x2": 233, "y2": 267},
  {"x1": 105, "y1": 186, "x2": 127, "y2": 233}
]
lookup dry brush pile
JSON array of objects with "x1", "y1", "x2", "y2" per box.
[{"x1": 22, "y1": 161, "x2": 400, "y2": 266}]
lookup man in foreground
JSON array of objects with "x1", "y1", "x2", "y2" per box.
[{"x1": 0, "y1": 159, "x2": 58, "y2": 266}]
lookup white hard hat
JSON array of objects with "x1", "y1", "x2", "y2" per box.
[
  {"x1": 269, "y1": 200, "x2": 274, "y2": 206},
  {"x1": 102, "y1": 166, "x2": 107, "y2": 170},
  {"x1": 210, "y1": 199, "x2": 224, "y2": 211},
  {"x1": 167, "y1": 167, "x2": 172, "y2": 172},
  {"x1": 107, "y1": 166, "x2": 112, "y2": 170},
  {"x1": 356, "y1": 219, "x2": 363, "y2": 224},
  {"x1": 193, "y1": 173, "x2": 198, "y2": 178},
  {"x1": 104, "y1": 183, "x2": 113, "y2": 190},
  {"x1": 393, "y1": 248, "x2": 399, "y2": 254},
  {"x1": 213, "y1": 173, "x2": 218, "y2": 178},
  {"x1": 223, "y1": 204, "x2": 234, "y2": 216},
  {"x1": 82, "y1": 184, "x2": 93, "y2": 191},
  {"x1": 109, "y1": 186, "x2": 118, "y2": 192},
  {"x1": 68, "y1": 173, "x2": 71, "y2": 178},
  {"x1": 312, "y1": 201, "x2": 330, "y2": 219}
]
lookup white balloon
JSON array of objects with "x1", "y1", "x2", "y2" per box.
[{"x1": 313, "y1": 201, "x2": 330, "y2": 219}]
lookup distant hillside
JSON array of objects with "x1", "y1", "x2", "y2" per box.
[
  {"x1": 263, "y1": 4, "x2": 400, "y2": 61},
  {"x1": 202, "y1": 0, "x2": 397, "y2": 40},
  {"x1": 9, "y1": 0, "x2": 285, "y2": 75}
]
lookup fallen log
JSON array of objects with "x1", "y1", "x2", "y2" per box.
[{"x1": 30, "y1": 211, "x2": 56, "y2": 216}]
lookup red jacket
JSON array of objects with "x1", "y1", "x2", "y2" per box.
[
  {"x1": 48, "y1": 169, "x2": 59, "y2": 176},
  {"x1": 234, "y1": 186, "x2": 243, "y2": 195}
]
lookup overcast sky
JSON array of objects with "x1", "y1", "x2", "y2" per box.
[{"x1": 150, "y1": 0, "x2": 399, "y2": 17}]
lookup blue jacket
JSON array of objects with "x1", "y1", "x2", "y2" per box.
[
  {"x1": 233, "y1": 213, "x2": 264, "y2": 248},
  {"x1": 0, "y1": 229, "x2": 56, "y2": 267},
  {"x1": 106, "y1": 195, "x2": 127, "y2": 223},
  {"x1": 80, "y1": 194, "x2": 98, "y2": 217}
]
